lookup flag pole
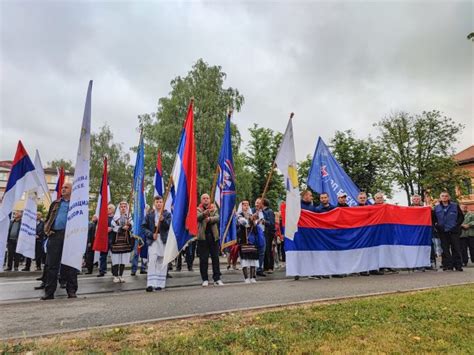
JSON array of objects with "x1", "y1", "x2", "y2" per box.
[
  {"x1": 220, "y1": 206, "x2": 237, "y2": 251},
  {"x1": 261, "y1": 112, "x2": 294, "y2": 200}
]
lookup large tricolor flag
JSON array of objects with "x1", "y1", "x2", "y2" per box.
[
  {"x1": 61, "y1": 80, "x2": 93, "y2": 271},
  {"x1": 274, "y1": 114, "x2": 301, "y2": 239},
  {"x1": 307, "y1": 137, "x2": 361, "y2": 206},
  {"x1": 285, "y1": 204, "x2": 432, "y2": 276},
  {"x1": 93, "y1": 157, "x2": 110, "y2": 253},
  {"x1": 0, "y1": 141, "x2": 40, "y2": 271},
  {"x1": 214, "y1": 114, "x2": 237, "y2": 249},
  {"x1": 163, "y1": 100, "x2": 198, "y2": 265},
  {"x1": 51, "y1": 167, "x2": 65, "y2": 201},
  {"x1": 154, "y1": 150, "x2": 164, "y2": 198},
  {"x1": 132, "y1": 133, "x2": 147, "y2": 257}
]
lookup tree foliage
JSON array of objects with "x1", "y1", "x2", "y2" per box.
[
  {"x1": 139, "y1": 59, "x2": 244, "y2": 200},
  {"x1": 244, "y1": 124, "x2": 285, "y2": 210},
  {"x1": 330, "y1": 130, "x2": 392, "y2": 197},
  {"x1": 375, "y1": 110, "x2": 467, "y2": 202},
  {"x1": 90, "y1": 124, "x2": 133, "y2": 210},
  {"x1": 47, "y1": 159, "x2": 74, "y2": 174}
]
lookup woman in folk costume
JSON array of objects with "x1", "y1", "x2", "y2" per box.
[
  {"x1": 142, "y1": 196, "x2": 171, "y2": 292},
  {"x1": 110, "y1": 201, "x2": 134, "y2": 283},
  {"x1": 237, "y1": 200, "x2": 259, "y2": 283}
]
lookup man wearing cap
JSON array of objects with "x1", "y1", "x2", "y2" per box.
[{"x1": 336, "y1": 192, "x2": 349, "y2": 207}]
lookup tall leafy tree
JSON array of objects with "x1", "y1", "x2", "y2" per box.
[
  {"x1": 330, "y1": 130, "x2": 392, "y2": 196},
  {"x1": 375, "y1": 110, "x2": 466, "y2": 203},
  {"x1": 244, "y1": 124, "x2": 285, "y2": 210},
  {"x1": 139, "y1": 59, "x2": 244, "y2": 198},
  {"x1": 89, "y1": 124, "x2": 133, "y2": 210},
  {"x1": 47, "y1": 159, "x2": 74, "y2": 174}
]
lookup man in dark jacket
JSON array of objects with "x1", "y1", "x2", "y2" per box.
[
  {"x1": 85, "y1": 216, "x2": 98, "y2": 274},
  {"x1": 142, "y1": 196, "x2": 172, "y2": 291},
  {"x1": 433, "y1": 192, "x2": 464, "y2": 271},
  {"x1": 6, "y1": 211, "x2": 22, "y2": 271},
  {"x1": 23, "y1": 212, "x2": 46, "y2": 271},
  {"x1": 301, "y1": 190, "x2": 316, "y2": 212},
  {"x1": 97, "y1": 204, "x2": 116, "y2": 277},
  {"x1": 336, "y1": 192, "x2": 349, "y2": 207},
  {"x1": 315, "y1": 193, "x2": 335, "y2": 213},
  {"x1": 41, "y1": 182, "x2": 78, "y2": 300},
  {"x1": 261, "y1": 198, "x2": 276, "y2": 274}
]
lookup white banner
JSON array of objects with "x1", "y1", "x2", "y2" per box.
[
  {"x1": 61, "y1": 81, "x2": 93, "y2": 271},
  {"x1": 16, "y1": 193, "x2": 38, "y2": 259}
]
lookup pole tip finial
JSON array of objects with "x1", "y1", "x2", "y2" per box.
[{"x1": 290, "y1": 112, "x2": 295, "y2": 119}]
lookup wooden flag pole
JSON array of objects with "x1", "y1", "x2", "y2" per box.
[{"x1": 261, "y1": 112, "x2": 294, "y2": 200}]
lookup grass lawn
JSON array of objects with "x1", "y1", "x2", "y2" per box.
[{"x1": 2, "y1": 284, "x2": 473, "y2": 354}]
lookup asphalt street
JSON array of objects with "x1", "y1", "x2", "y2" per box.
[{"x1": 1, "y1": 265, "x2": 472, "y2": 340}]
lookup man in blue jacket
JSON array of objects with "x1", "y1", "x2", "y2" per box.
[
  {"x1": 433, "y1": 192, "x2": 464, "y2": 271},
  {"x1": 315, "y1": 192, "x2": 335, "y2": 213},
  {"x1": 142, "y1": 196, "x2": 172, "y2": 291}
]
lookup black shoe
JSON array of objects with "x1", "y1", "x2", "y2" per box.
[
  {"x1": 97, "y1": 273, "x2": 105, "y2": 277},
  {"x1": 40, "y1": 295, "x2": 54, "y2": 300},
  {"x1": 188, "y1": 267, "x2": 193, "y2": 272},
  {"x1": 257, "y1": 271, "x2": 266, "y2": 277},
  {"x1": 154, "y1": 287, "x2": 162, "y2": 291},
  {"x1": 360, "y1": 272, "x2": 370, "y2": 276},
  {"x1": 443, "y1": 267, "x2": 453, "y2": 271},
  {"x1": 36, "y1": 277, "x2": 43, "y2": 281},
  {"x1": 167, "y1": 273, "x2": 173, "y2": 279},
  {"x1": 294, "y1": 276, "x2": 300, "y2": 281},
  {"x1": 176, "y1": 267, "x2": 182, "y2": 272},
  {"x1": 4, "y1": 268, "x2": 12, "y2": 272},
  {"x1": 146, "y1": 286, "x2": 153, "y2": 292},
  {"x1": 34, "y1": 284, "x2": 45, "y2": 290},
  {"x1": 21, "y1": 268, "x2": 30, "y2": 272},
  {"x1": 85, "y1": 271, "x2": 93, "y2": 274},
  {"x1": 369, "y1": 270, "x2": 384, "y2": 275},
  {"x1": 131, "y1": 272, "x2": 136, "y2": 276},
  {"x1": 455, "y1": 267, "x2": 463, "y2": 272},
  {"x1": 68, "y1": 293, "x2": 77, "y2": 298},
  {"x1": 140, "y1": 270, "x2": 147, "y2": 275}
]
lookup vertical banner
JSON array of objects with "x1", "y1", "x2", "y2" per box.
[
  {"x1": 61, "y1": 80, "x2": 92, "y2": 271},
  {"x1": 16, "y1": 193, "x2": 38, "y2": 259}
]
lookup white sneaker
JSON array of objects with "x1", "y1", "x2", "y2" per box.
[
  {"x1": 214, "y1": 280, "x2": 224, "y2": 286},
  {"x1": 202, "y1": 280, "x2": 209, "y2": 287},
  {"x1": 250, "y1": 278, "x2": 257, "y2": 283},
  {"x1": 113, "y1": 277, "x2": 120, "y2": 283},
  {"x1": 244, "y1": 278, "x2": 251, "y2": 284},
  {"x1": 119, "y1": 277, "x2": 125, "y2": 283}
]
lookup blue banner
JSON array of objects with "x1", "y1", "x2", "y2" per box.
[
  {"x1": 216, "y1": 115, "x2": 237, "y2": 248},
  {"x1": 132, "y1": 134, "x2": 146, "y2": 257},
  {"x1": 307, "y1": 137, "x2": 361, "y2": 206}
]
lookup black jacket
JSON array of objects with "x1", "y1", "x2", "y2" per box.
[{"x1": 142, "y1": 210, "x2": 172, "y2": 245}]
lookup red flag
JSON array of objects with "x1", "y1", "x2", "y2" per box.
[
  {"x1": 54, "y1": 167, "x2": 65, "y2": 200},
  {"x1": 183, "y1": 101, "x2": 198, "y2": 236},
  {"x1": 93, "y1": 157, "x2": 109, "y2": 252}
]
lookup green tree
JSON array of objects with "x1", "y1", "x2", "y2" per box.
[
  {"x1": 244, "y1": 124, "x2": 285, "y2": 210},
  {"x1": 89, "y1": 124, "x2": 133, "y2": 211},
  {"x1": 47, "y1": 159, "x2": 74, "y2": 174},
  {"x1": 297, "y1": 154, "x2": 313, "y2": 191},
  {"x1": 375, "y1": 110, "x2": 466, "y2": 203},
  {"x1": 330, "y1": 130, "x2": 392, "y2": 196},
  {"x1": 139, "y1": 59, "x2": 245, "y2": 199}
]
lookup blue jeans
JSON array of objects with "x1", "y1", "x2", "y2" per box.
[
  {"x1": 257, "y1": 238, "x2": 266, "y2": 272},
  {"x1": 131, "y1": 240, "x2": 146, "y2": 273}
]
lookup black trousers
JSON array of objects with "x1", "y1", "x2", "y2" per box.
[
  {"x1": 438, "y1": 230, "x2": 462, "y2": 269},
  {"x1": 197, "y1": 235, "x2": 221, "y2": 282},
  {"x1": 7, "y1": 240, "x2": 20, "y2": 269},
  {"x1": 264, "y1": 234, "x2": 274, "y2": 271},
  {"x1": 85, "y1": 249, "x2": 95, "y2": 273},
  {"x1": 460, "y1": 237, "x2": 474, "y2": 265},
  {"x1": 176, "y1": 241, "x2": 196, "y2": 270},
  {"x1": 44, "y1": 231, "x2": 78, "y2": 297}
]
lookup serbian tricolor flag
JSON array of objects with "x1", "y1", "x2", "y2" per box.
[
  {"x1": 93, "y1": 157, "x2": 110, "y2": 252},
  {"x1": 51, "y1": 166, "x2": 65, "y2": 201},
  {"x1": 284, "y1": 204, "x2": 432, "y2": 276},
  {"x1": 163, "y1": 100, "x2": 198, "y2": 265},
  {"x1": 0, "y1": 141, "x2": 40, "y2": 271},
  {"x1": 154, "y1": 150, "x2": 164, "y2": 198}
]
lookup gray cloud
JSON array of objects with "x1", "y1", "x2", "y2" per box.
[{"x1": 1, "y1": 0, "x2": 472, "y2": 202}]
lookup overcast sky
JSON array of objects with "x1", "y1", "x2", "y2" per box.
[{"x1": 1, "y1": 0, "x2": 472, "y2": 202}]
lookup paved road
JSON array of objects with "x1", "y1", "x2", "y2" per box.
[{"x1": 1, "y1": 266, "x2": 472, "y2": 340}]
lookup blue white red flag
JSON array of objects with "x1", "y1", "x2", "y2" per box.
[
  {"x1": 307, "y1": 137, "x2": 361, "y2": 206},
  {"x1": 163, "y1": 100, "x2": 198, "y2": 265},
  {"x1": 215, "y1": 114, "x2": 237, "y2": 249},
  {"x1": 51, "y1": 167, "x2": 65, "y2": 201}
]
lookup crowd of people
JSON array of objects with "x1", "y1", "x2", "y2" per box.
[{"x1": 4, "y1": 185, "x2": 474, "y2": 300}]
